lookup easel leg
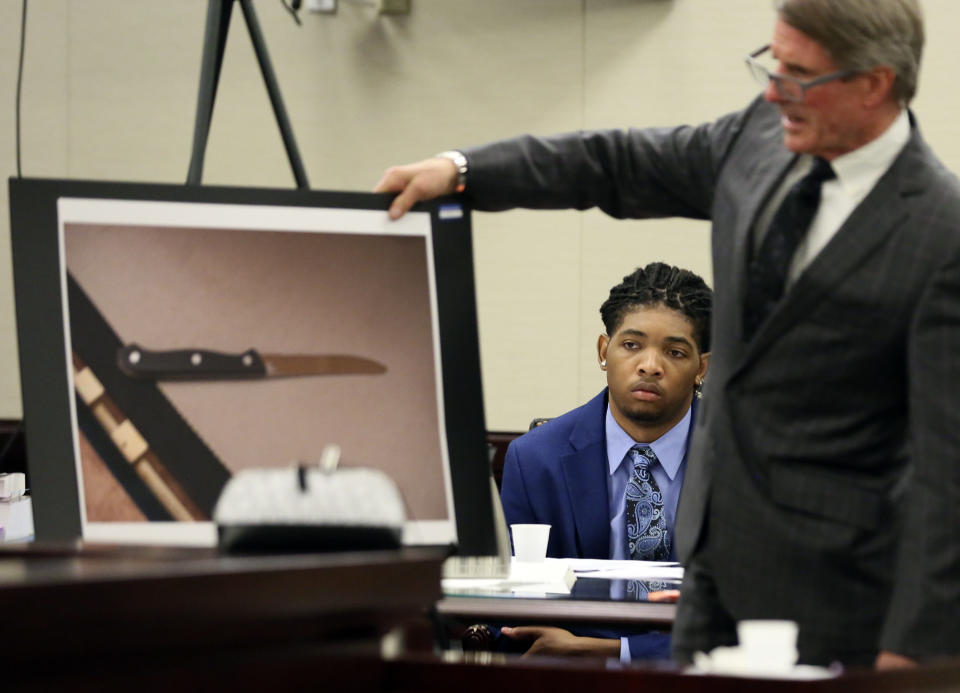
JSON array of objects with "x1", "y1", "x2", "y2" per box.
[
  {"x1": 186, "y1": 0, "x2": 310, "y2": 189},
  {"x1": 239, "y1": 0, "x2": 310, "y2": 189},
  {"x1": 187, "y1": 0, "x2": 233, "y2": 185}
]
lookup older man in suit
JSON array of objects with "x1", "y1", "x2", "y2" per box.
[
  {"x1": 375, "y1": 0, "x2": 960, "y2": 670},
  {"x1": 498, "y1": 262, "x2": 711, "y2": 661}
]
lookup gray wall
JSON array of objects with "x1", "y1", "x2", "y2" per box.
[{"x1": 1, "y1": 0, "x2": 958, "y2": 430}]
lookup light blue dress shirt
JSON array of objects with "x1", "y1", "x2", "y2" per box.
[
  {"x1": 605, "y1": 404, "x2": 691, "y2": 561},
  {"x1": 604, "y1": 404, "x2": 691, "y2": 662}
]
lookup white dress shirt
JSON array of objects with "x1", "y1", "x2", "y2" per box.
[{"x1": 752, "y1": 109, "x2": 911, "y2": 287}]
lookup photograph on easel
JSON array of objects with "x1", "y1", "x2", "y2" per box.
[
  {"x1": 10, "y1": 179, "x2": 497, "y2": 557},
  {"x1": 61, "y1": 198, "x2": 451, "y2": 544}
]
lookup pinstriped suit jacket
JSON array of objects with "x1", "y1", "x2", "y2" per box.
[{"x1": 463, "y1": 96, "x2": 960, "y2": 662}]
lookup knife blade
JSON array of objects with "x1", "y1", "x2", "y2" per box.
[{"x1": 117, "y1": 343, "x2": 386, "y2": 380}]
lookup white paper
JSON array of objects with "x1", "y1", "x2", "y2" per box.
[{"x1": 567, "y1": 558, "x2": 684, "y2": 580}]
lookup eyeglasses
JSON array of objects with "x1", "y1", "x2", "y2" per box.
[{"x1": 745, "y1": 45, "x2": 855, "y2": 102}]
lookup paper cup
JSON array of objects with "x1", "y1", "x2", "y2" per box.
[
  {"x1": 736, "y1": 620, "x2": 798, "y2": 672},
  {"x1": 510, "y1": 523, "x2": 550, "y2": 563}
]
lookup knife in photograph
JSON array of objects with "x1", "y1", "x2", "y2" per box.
[{"x1": 117, "y1": 343, "x2": 387, "y2": 380}]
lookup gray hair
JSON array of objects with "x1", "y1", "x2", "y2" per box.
[{"x1": 775, "y1": 0, "x2": 924, "y2": 104}]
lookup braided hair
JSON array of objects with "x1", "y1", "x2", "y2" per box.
[{"x1": 599, "y1": 262, "x2": 712, "y2": 353}]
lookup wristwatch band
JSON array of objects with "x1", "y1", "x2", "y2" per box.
[{"x1": 435, "y1": 150, "x2": 468, "y2": 193}]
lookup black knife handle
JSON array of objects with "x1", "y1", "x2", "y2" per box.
[{"x1": 117, "y1": 343, "x2": 267, "y2": 380}]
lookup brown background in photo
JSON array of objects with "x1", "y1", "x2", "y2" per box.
[
  {"x1": 78, "y1": 431, "x2": 146, "y2": 522},
  {"x1": 65, "y1": 222, "x2": 448, "y2": 521}
]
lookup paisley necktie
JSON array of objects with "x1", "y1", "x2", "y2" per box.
[{"x1": 625, "y1": 445, "x2": 670, "y2": 561}]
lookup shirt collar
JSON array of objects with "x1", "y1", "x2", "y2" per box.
[
  {"x1": 605, "y1": 403, "x2": 692, "y2": 481},
  {"x1": 825, "y1": 108, "x2": 910, "y2": 199}
]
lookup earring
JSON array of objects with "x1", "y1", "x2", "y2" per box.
[
  {"x1": 600, "y1": 360, "x2": 607, "y2": 367},
  {"x1": 694, "y1": 377, "x2": 704, "y2": 399}
]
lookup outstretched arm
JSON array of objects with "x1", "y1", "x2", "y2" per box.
[
  {"x1": 373, "y1": 101, "x2": 754, "y2": 222},
  {"x1": 374, "y1": 156, "x2": 459, "y2": 220}
]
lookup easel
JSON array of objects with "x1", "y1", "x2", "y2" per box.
[{"x1": 187, "y1": 0, "x2": 310, "y2": 188}]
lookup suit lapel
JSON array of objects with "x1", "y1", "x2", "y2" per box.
[
  {"x1": 559, "y1": 392, "x2": 610, "y2": 558},
  {"x1": 728, "y1": 109, "x2": 798, "y2": 318},
  {"x1": 738, "y1": 122, "x2": 928, "y2": 365}
]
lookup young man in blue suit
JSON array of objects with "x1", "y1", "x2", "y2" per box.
[{"x1": 497, "y1": 262, "x2": 712, "y2": 661}]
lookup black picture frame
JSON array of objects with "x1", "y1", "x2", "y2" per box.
[{"x1": 8, "y1": 177, "x2": 497, "y2": 556}]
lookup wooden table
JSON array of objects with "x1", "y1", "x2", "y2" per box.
[
  {"x1": 9, "y1": 542, "x2": 960, "y2": 692},
  {"x1": 0, "y1": 541, "x2": 443, "y2": 687}
]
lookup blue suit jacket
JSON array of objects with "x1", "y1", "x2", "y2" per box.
[
  {"x1": 501, "y1": 389, "x2": 612, "y2": 559},
  {"x1": 500, "y1": 389, "x2": 696, "y2": 659}
]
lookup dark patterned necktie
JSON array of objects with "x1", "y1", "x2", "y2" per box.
[
  {"x1": 624, "y1": 579, "x2": 671, "y2": 601},
  {"x1": 625, "y1": 445, "x2": 671, "y2": 561},
  {"x1": 743, "y1": 156, "x2": 836, "y2": 340}
]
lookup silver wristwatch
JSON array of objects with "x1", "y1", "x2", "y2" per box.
[{"x1": 435, "y1": 150, "x2": 468, "y2": 193}]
